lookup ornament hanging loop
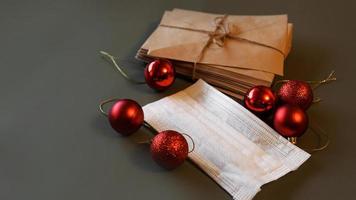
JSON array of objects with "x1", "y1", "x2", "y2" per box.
[
  {"x1": 312, "y1": 97, "x2": 322, "y2": 104},
  {"x1": 287, "y1": 125, "x2": 329, "y2": 153},
  {"x1": 300, "y1": 121, "x2": 330, "y2": 153},
  {"x1": 99, "y1": 97, "x2": 120, "y2": 117},
  {"x1": 100, "y1": 98, "x2": 196, "y2": 153},
  {"x1": 288, "y1": 137, "x2": 297, "y2": 145},
  {"x1": 308, "y1": 70, "x2": 336, "y2": 89},
  {"x1": 181, "y1": 133, "x2": 196, "y2": 153},
  {"x1": 273, "y1": 70, "x2": 336, "y2": 88},
  {"x1": 143, "y1": 121, "x2": 159, "y2": 134},
  {"x1": 100, "y1": 51, "x2": 146, "y2": 84},
  {"x1": 142, "y1": 122, "x2": 195, "y2": 153},
  {"x1": 273, "y1": 70, "x2": 336, "y2": 104}
]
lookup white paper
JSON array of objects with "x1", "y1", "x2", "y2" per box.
[{"x1": 143, "y1": 80, "x2": 310, "y2": 200}]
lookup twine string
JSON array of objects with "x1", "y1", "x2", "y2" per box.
[{"x1": 160, "y1": 15, "x2": 286, "y2": 80}]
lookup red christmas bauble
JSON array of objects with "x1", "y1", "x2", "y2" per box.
[
  {"x1": 144, "y1": 59, "x2": 175, "y2": 91},
  {"x1": 150, "y1": 130, "x2": 189, "y2": 169},
  {"x1": 244, "y1": 86, "x2": 276, "y2": 115},
  {"x1": 108, "y1": 99, "x2": 144, "y2": 136},
  {"x1": 273, "y1": 105, "x2": 308, "y2": 138},
  {"x1": 277, "y1": 80, "x2": 313, "y2": 110}
]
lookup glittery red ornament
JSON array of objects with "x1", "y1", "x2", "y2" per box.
[
  {"x1": 273, "y1": 105, "x2": 308, "y2": 138},
  {"x1": 144, "y1": 59, "x2": 175, "y2": 91},
  {"x1": 150, "y1": 130, "x2": 189, "y2": 169},
  {"x1": 244, "y1": 86, "x2": 276, "y2": 115},
  {"x1": 108, "y1": 99, "x2": 144, "y2": 136},
  {"x1": 277, "y1": 80, "x2": 313, "y2": 110}
]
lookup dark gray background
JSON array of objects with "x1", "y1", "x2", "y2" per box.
[{"x1": 0, "y1": 0, "x2": 355, "y2": 199}]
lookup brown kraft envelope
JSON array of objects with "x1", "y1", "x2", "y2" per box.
[{"x1": 141, "y1": 9, "x2": 292, "y2": 76}]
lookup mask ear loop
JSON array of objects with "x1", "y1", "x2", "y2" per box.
[
  {"x1": 100, "y1": 51, "x2": 146, "y2": 84},
  {"x1": 99, "y1": 98, "x2": 195, "y2": 153}
]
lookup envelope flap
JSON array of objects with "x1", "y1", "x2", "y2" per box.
[
  {"x1": 142, "y1": 26, "x2": 210, "y2": 60},
  {"x1": 160, "y1": 9, "x2": 222, "y2": 32},
  {"x1": 226, "y1": 15, "x2": 288, "y2": 54}
]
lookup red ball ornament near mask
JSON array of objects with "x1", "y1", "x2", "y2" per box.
[
  {"x1": 150, "y1": 130, "x2": 189, "y2": 169},
  {"x1": 108, "y1": 99, "x2": 144, "y2": 136},
  {"x1": 144, "y1": 59, "x2": 176, "y2": 91},
  {"x1": 273, "y1": 105, "x2": 308, "y2": 138},
  {"x1": 277, "y1": 80, "x2": 313, "y2": 110},
  {"x1": 244, "y1": 86, "x2": 276, "y2": 115}
]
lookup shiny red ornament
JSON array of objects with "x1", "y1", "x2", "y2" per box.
[
  {"x1": 150, "y1": 130, "x2": 189, "y2": 169},
  {"x1": 273, "y1": 105, "x2": 308, "y2": 138},
  {"x1": 108, "y1": 99, "x2": 144, "y2": 136},
  {"x1": 277, "y1": 80, "x2": 313, "y2": 110},
  {"x1": 244, "y1": 86, "x2": 277, "y2": 115},
  {"x1": 144, "y1": 59, "x2": 175, "y2": 91}
]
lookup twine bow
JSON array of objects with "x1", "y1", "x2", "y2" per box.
[{"x1": 160, "y1": 15, "x2": 286, "y2": 80}]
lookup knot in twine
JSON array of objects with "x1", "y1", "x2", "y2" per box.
[
  {"x1": 191, "y1": 15, "x2": 230, "y2": 80},
  {"x1": 207, "y1": 15, "x2": 230, "y2": 47}
]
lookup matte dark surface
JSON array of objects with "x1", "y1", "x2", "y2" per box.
[{"x1": 0, "y1": 0, "x2": 355, "y2": 199}]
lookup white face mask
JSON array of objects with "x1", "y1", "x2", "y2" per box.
[{"x1": 143, "y1": 79, "x2": 310, "y2": 200}]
